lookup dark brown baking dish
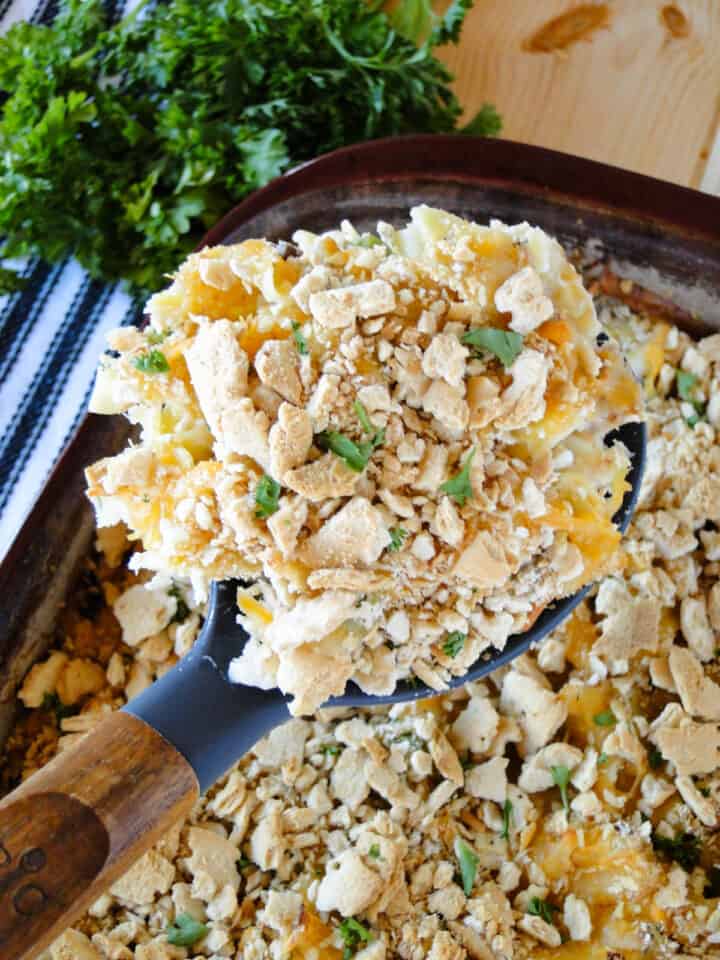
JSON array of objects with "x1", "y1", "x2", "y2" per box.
[{"x1": 1, "y1": 133, "x2": 720, "y2": 751}]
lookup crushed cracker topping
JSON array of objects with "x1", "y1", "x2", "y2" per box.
[{"x1": 85, "y1": 208, "x2": 640, "y2": 714}]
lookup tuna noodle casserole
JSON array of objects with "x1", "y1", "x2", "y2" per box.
[
  {"x1": 5, "y1": 274, "x2": 720, "y2": 959},
  {"x1": 85, "y1": 207, "x2": 640, "y2": 713}
]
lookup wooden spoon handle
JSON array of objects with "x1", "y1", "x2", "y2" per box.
[{"x1": 0, "y1": 711, "x2": 198, "y2": 960}]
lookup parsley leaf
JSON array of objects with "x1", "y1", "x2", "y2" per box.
[
  {"x1": 593, "y1": 709, "x2": 617, "y2": 727},
  {"x1": 392, "y1": 0, "x2": 434, "y2": 43},
  {"x1": 677, "y1": 369, "x2": 699, "y2": 402},
  {"x1": 168, "y1": 584, "x2": 190, "y2": 624},
  {"x1": 461, "y1": 327, "x2": 523, "y2": 367},
  {"x1": 133, "y1": 349, "x2": 169, "y2": 374},
  {"x1": 317, "y1": 431, "x2": 371, "y2": 472},
  {"x1": 166, "y1": 913, "x2": 208, "y2": 947},
  {"x1": 528, "y1": 896, "x2": 557, "y2": 925},
  {"x1": 255, "y1": 475, "x2": 281, "y2": 518},
  {"x1": 551, "y1": 765, "x2": 571, "y2": 813},
  {"x1": 442, "y1": 630, "x2": 466, "y2": 658},
  {"x1": 651, "y1": 830, "x2": 701, "y2": 872},
  {"x1": 146, "y1": 329, "x2": 167, "y2": 345},
  {"x1": 647, "y1": 747, "x2": 664, "y2": 770},
  {"x1": 356, "y1": 234, "x2": 382, "y2": 248},
  {"x1": 453, "y1": 836, "x2": 479, "y2": 896},
  {"x1": 461, "y1": 103, "x2": 503, "y2": 137},
  {"x1": 439, "y1": 447, "x2": 476, "y2": 506},
  {"x1": 500, "y1": 798, "x2": 513, "y2": 840},
  {"x1": 368, "y1": 844, "x2": 381, "y2": 859},
  {"x1": 597, "y1": 752, "x2": 609, "y2": 766},
  {"x1": 338, "y1": 917, "x2": 372, "y2": 959},
  {"x1": 388, "y1": 527, "x2": 408, "y2": 552},
  {"x1": 319, "y1": 743, "x2": 341, "y2": 756},
  {"x1": 291, "y1": 321, "x2": 308, "y2": 356},
  {"x1": 354, "y1": 400, "x2": 385, "y2": 447},
  {"x1": 0, "y1": 0, "x2": 494, "y2": 293},
  {"x1": 676, "y1": 369, "x2": 706, "y2": 425}
]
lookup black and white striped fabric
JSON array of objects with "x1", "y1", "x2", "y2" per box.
[{"x1": 0, "y1": 0, "x2": 142, "y2": 558}]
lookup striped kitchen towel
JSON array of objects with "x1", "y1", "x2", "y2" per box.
[{"x1": 0, "y1": 0, "x2": 140, "y2": 559}]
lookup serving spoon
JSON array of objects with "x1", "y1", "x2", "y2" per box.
[{"x1": 0, "y1": 422, "x2": 645, "y2": 960}]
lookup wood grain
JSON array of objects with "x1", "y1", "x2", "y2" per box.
[
  {"x1": 0, "y1": 712, "x2": 198, "y2": 960},
  {"x1": 439, "y1": 0, "x2": 720, "y2": 190}
]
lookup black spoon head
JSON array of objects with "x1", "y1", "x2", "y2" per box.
[{"x1": 205, "y1": 420, "x2": 646, "y2": 709}]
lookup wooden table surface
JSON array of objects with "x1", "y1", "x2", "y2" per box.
[{"x1": 439, "y1": 0, "x2": 720, "y2": 194}]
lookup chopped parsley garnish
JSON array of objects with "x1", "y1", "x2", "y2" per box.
[
  {"x1": 453, "y1": 836, "x2": 479, "y2": 896},
  {"x1": 528, "y1": 896, "x2": 557, "y2": 925},
  {"x1": 677, "y1": 369, "x2": 700, "y2": 402},
  {"x1": 388, "y1": 527, "x2": 408, "y2": 552},
  {"x1": 166, "y1": 913, "x2": 208, "y2": 947},
  {"x1": 651, "y1": 830, "x2": 701, "y2": 872},
  {"x1": 338, "y1": 917, "x2": 372, "y2": 959},
  {"x1": 597, "y1": 752, "x2": 609, "y2": 766},
  {"x1": 356, "y1": 234, "x2": 382, "y2": 248},
  {"x1": 676, "y1": 369, "x2": 706, "y2": 426},
  {"x1": 41, "y1": 692, "x2": 78, "y2": 724},
  {"x1": 132, "y1": 349, "x2": 169, "y2": 374},
  {"x1": 442, "y1": 630, "x2": 466, "y2": 658},
  {"x1": 354, "y1": 400, "x2": 385, "y2": 447},
  {"x1": 146, "y1": 328, "x2": 167, "y2": 344},
  {"x1": 291, "y1": 321, "x2": 308, "y2": 355},
  {"x1": 593, "y1": 709, "x2": 617, "y2": 727},
  {"x1": 368, "y1": 844, "x2": 381, "y2": 859},
  {"x1": 168, "y1": 584, "x2": 190, "y2": 624},
  {"x1": 500, "y1": 798, "x2": 513, "y2": 840},
  {"x1": 551, "y1": 765, "x2": 571, "y2": 813},
  {"x1": 647, "y1": 747, "x2": 664, "y2": 770},
  {"x1": 461, "y1": 326, "x2": 523, "y2": 368},
  {"x1": 317, "y1": 429, "x2": 382, "y2": 473},
  {"x1": 439, "y1": 447, "x2": 476, "y2": 506},
  {"x1": 393, "y1": 731, "x2": 424, "y2": 750},
  {"x1": 0, "y1": 0, "x2": 493, "y2": 295},
  {"x1": 319, "y1": 743, "x2": 341, "y2": 756},
  {"x1": 237, "y1": 856, "x2": 253, "y2": 869},
  {"x1": 255, "y1": 475, "x2": 281, "y2": 518}
]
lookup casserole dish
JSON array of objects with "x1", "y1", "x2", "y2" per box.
[
  {"x1": 3, "y1": 131, "x2": 720, "y2": 746},
  {"x1": 1, "y1": 136, "x2": 720, "y2": 960}
]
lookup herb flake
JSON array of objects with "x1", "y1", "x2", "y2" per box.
[
  {"x1": 291, "y1": 321, "x2": 308, "y2": 355},
  {"x1": 338, "y1": 917, "x2": 372, "y2": 959},
  {"x1": 439, "y1": 447, "x2": 476, "y2": 506},
  {"x1": 442, "y1": 630, "x2": 466, "y2": 658},
  {"x1": 528, "y1": 896, "x2": 557, "y2": 926},
  {"x1": 453, "y1": 836, "x2": 479, "y2": 896},
  {"x1": 317, "y1": 430, "x2": 380, "y2": 473},
  {"x1": 255, "y1": 475, "x2": 281, "y2": 518},
  {"x1": 166, "y1": 913, "x2": 208, "y2": 947},
  {"x1": 676, "y1": 369, "x2": 706, "y2": 426},
  {"x1": 133, "y1": 349, "x2": 169, "y2": 374},
  {"x1": 593, "y1": 709, "x2": 617, "y2": 727},
  {"x1": 551, "y1": 765, "x2": 571, "y2": 813},
  {"x1": 169, "y1": 584, "x2": 190, "y2": 624},
  {"x1": 500, "y1": 798, "x2": 513, "y2": 840},
  {"x1": 388, "y1": 527, "x2": 408, "y2": 552},
  {"x1": 461, "y1": 327, "x2": 523, "y2": 367}
]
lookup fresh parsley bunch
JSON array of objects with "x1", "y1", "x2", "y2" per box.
[{"x1": 0, "y1": 0, "x2": 500, "y2": 294}]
